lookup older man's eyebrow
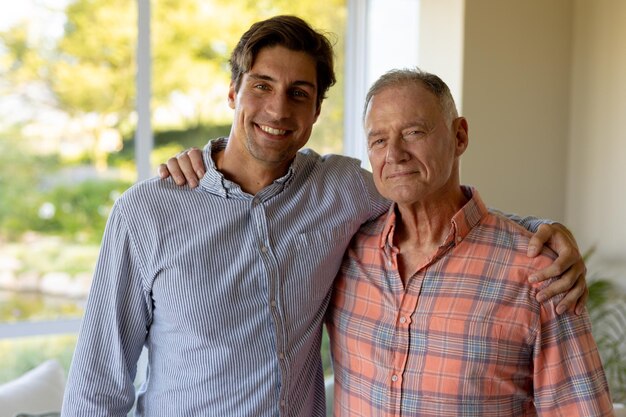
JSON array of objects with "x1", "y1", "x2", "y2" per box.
[
  {"x1": 367, "y1": 121, "x2": 426, "y2": 137},
  {"x1": 367, "y1": 130, "x2": 384, "y2": 139}
]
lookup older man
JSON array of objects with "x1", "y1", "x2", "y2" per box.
[{"x1": 326, "y1": 68, "x2": 613, "y2": 416}]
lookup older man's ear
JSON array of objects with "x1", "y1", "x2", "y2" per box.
[{"x1": 453, "y1": 116, "x2": 469, "y2": 156}]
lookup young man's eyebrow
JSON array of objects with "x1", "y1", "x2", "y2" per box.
[{"x1": 247, "y1": 73, "x2": 316, "y2": 90}]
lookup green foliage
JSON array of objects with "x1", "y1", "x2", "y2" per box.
[
  {"x1": 0, "y1": 177, "x2": 130, "y2": 243},
  {"x1": 54, "y1": 0, "x2": 137, "y2": 117},
  {"x1": 585, "y1": 247, "x2": 626, "y2": 403},
  {"x1": 0, "y1": 134, "x2": 54, "y2": 238},
  {"x1": 0, "y1": 335, "x2": 77, "y2": 384},
  {"x1": 587, "y1": 277, "x2": 626, "y2": 403},
  {"x1": 113, "y1": 123, "x2": 232, "y2": 164},
  {"x1": 0, "y1": 0, "x2": 348, "y2": 170},
  {"x1": 321, "y1": 326, "x2": 333, "y2": 378},
  {"x1": 0, "y1": 287, "x2": 86, "y2": 322}
]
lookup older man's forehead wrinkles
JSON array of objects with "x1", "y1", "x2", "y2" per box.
[{"x1": 367, "y1": 120, "x2": 427, "y2": 135}]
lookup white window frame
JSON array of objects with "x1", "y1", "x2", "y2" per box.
[{"x1": 342, "y1": 0, "x2": 421, "y2": 168}]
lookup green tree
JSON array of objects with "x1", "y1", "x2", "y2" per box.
[{"x1": 0, "y1": 0, "x2": 347, "y2": 170}]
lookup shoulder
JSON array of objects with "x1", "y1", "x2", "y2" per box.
[
  {"x1": 114, "y1": 176, "x2": 199, "y2": 219},
  {"x1": 478, "y1": 211, "x2": 559, "y2": 288},
  {"x1": 481, "y1": 211, "x2": 555, "y2": 256},
  {"x1": 118, "y1": 176, "x2": 174, "y2": 204},
  {"x1": 298, "y1": 148, "x2": 365, "y2": 173},
  {"x1": 294, "y1": 149, "x2": 376, "y2": 194}
]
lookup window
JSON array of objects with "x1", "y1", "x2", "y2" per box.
[
  {"x1": 0, "y1": 0, "x2": 348, "y2": 385},
  {"x1": 0, "y1": 0, "x2": 421, "y2": 398},
  {"x1": 0, "y1": 0, "x2": 135, "y2": 380},
  {"x1": 343, "y1": 0, "x2": 421, "y2": 167}
]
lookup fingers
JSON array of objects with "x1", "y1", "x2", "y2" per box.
[
  {"x1": 528, "y1": 222, "x2": 589, "y2": 315},
  {"x1": 528, "y1": 223, "x2": 582, "y2": 284},
  {"x1": 528, "y1": 246, "x2": 575, "y2": 284},
  {"x1": 554, "y1": 276, "x2": 586, "y2": 314},
  {"x1": 174, "y1": 151, "x2": 199, "y2": 188},
  {"x1": 575, "y1": 285, "x2": 589, "y2": 315},
  {"x1": 165, "y1": 156, "x2": 188, "y2": 186},
  {"x1": 535, "y1": 262, "x2": 587, "y2": 315},
  {"x1": 527, "y1": 224, "x2": 553, "y2": 257},
  {"x1": 158, "y1": 164, "x2": 170, "y2": 179},
  {"x1": 536, "y1": 265, "x2": 575, "y2": 301},
  {"x1": 164, "y1": 148, "x2": 203, "y2": 188},
  {"x1": 187, "y1": 148, "x2": 205, "y2": 179}
]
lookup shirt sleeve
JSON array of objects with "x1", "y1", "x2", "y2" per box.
[
  {"x1": 489, "y1": 208, "x2": 554, "y2": 233},
  {"x1": 355, "y1": 166, "x2": 390, "y2": 222},
  {"x1": 61, "y1": 200, "x2": 150, "y2": 417},
  {"x1": 533, "y1": 297, "x2": 614, "y2": 416}
]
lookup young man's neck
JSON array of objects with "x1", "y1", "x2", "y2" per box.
[{"x1": 213, "y1": 147, "x2": 292, "y2": 195}]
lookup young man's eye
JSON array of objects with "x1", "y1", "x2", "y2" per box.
[
  {"x1": 290, "y1": 89, "x2": 308, "y2": 98},
  {"x1": 254, "y1": 84, "x2": 270, "y2": 90}
]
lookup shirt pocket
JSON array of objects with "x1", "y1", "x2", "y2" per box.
[
  {"x1": 292, "y1": 223, "x2": 355, "y2": 300},
  {"x1": 419, "y1": 317, "x2": 502, "y2": 400}
]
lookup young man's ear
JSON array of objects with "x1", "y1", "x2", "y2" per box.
[
  {"x1": 313, "y1": 102, "x2": 322, "y2": 123},
  {"x1": 228, "y1": 82, "x2": 236, "y2": 109}
]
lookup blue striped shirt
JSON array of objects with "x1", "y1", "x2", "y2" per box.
[{"x1": 61, "y1": 138, "x2": 390, "y2": 417}]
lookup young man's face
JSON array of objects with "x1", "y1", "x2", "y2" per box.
[{"x1": 228, "y1": 45, "x2": 321, "y2": 169}]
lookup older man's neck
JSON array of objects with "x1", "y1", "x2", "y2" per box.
[{"x1": 394, "y1": 188, "x2": 468, "y2": 284}]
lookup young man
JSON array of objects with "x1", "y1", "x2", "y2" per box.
[
  {"x1": 64, "y1": 16, "x2": 587, "y2": 417},
  {"x1": 62, "y1": 15, "x2": 386, "y2": 417}
]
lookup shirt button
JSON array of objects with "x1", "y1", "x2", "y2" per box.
[
  {"x1": 391, "y1": 374, "x2": 399, "y2": 382},
  {"x1": 278, "y1": 352, "x2": 285, "y2": 359},
  {"x1": 270, "y1": 300, "x2": 277, "y2": 307},
  {"x1": 399, "y1": 316, "x2": 407, "y2": 324},
  {"x1": 456, "y1": 236, "x2": 462, "y2": 243},
  {"x1": 280, "y1": 400, "x2": 286, "y2": 407},
  {"x1": 261, "y1": 246, "x2": 269, "y2": 253}
]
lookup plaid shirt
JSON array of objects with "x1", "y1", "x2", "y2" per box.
[{"x1": 327, "y1": 187, "x2": 613, "y2": 417}]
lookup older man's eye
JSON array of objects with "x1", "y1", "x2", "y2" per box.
[
  {"x1": 404, "y1": 130, "x2": 424, "y2": 139},
  {"x1": 368, "y1": 138, "x2": 385, "y2": 149}
]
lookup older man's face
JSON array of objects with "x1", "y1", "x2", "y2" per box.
[{"x1": 365, "y1": 83, "x2": 466, "y2": 206}]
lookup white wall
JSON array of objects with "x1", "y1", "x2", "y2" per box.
[
  {"x1": 411, "y1": 0, "x2": 626, "y2": 283},
  {"x1": 567, "y1": 0, "x2": 626, "y2": 282},
  {"x1": 460, "y1": 0, "x2": 572, "y2": 222},
  {"x1": 418, "y1": 0, "x2": 465, "y2": 111}
]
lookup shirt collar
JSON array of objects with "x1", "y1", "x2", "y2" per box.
[
  {"x1": 378, "y1": 186, "x2": 489, "y2": 250},
  {"x1": 199, "y1": 137, "x2": 297, "y2": 199}
]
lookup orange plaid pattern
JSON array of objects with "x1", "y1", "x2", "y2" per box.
[{"x1": 327, "y1": 187, "x2": 613, "y2": 416}]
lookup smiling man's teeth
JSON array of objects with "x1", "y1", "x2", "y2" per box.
[{"x1": 260, "y1": 125, "x2": 287, "y2": 135}]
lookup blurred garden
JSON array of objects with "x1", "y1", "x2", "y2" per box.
[{"x1": 0, "y1": 0, "x2": 345, "y2": 383}]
